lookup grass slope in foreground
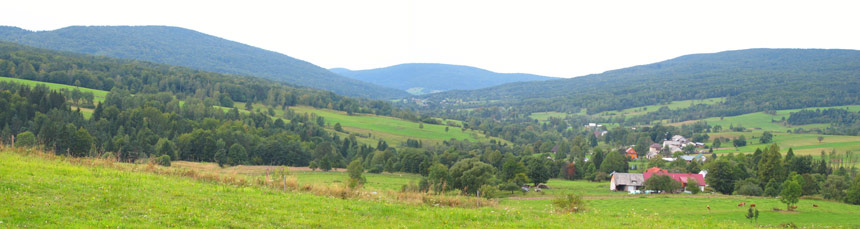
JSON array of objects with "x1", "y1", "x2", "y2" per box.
[{"x1": 0, "y1": 150, "x2": 740, "y2": 228}]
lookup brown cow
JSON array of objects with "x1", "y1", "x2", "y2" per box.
[
  {"x1": 749, "y1": 204, "x2": 756, "y2": 208},
  {"x1": 790, "y1": 206, "x2": 798, "y2": 210},
  {"x1": 737, "y1": 202, "x2": 746, "y2": 207},
  {"x1": 813, "y1": 204, "x2": 819, "y2": 207}
]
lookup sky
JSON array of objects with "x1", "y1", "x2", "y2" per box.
[{"x1": 4, "y1": 0, "x2": 860, "y2": 78}]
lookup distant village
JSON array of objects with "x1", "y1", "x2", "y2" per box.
[{"x1": 613, "y1": 134, "x2": 709, "y2": 194}]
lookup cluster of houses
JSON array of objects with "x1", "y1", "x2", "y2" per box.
[
  {"x1": 638, "y1": 135, "x2": 707, "y2": 162},
  {"x1": 610, "y1": 167, "x2": 708, "y2": 194}
]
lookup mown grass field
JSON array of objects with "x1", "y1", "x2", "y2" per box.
[
  {"x1": 596, "y1": 98, "x2": 726, "y2": 118},
  {"x1": 0, "y1": 76, "x2": 108, "y2": 103},
  {"x1": 286, "y1": 105, "x2": 508, "y2": 147},
  {"x1": 673, "y1": 105, "x2": 860, "y2": 133},
  {"x1": 712, "y1": 132, "x2": 860, "y2": 156},
  {"x1": 1, "y1": 150, "x2": 754, "y2": 228}
]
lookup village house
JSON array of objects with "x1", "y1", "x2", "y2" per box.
[
  {"x1": 609, "y1": 173, "x2": 645, "y2": 193},
  {"x1": 662, "y1": 135, "x2": 695, "y2": 153},
  {"x1": 647, "y1": 143, "x2": 663, "y2": 159},
  {"x1": 625, "y1": 147, "x2": 638, "y2": 159},
  {"x1": 680, "y1": 153, "x2": 707, "y2": 163}
]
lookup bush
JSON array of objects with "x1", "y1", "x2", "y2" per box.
[
  {"x1": 157, "y1": 155, "x2": 171, "y2": 167},
  {"x1": 478, "y1": 185, "x2": 498, "y2": 199},
  {"x1": 15, "y1": 131, "x2": 36, "y2": 147},
  {"x1": 645, "y1": 174, "x2": 681, "y2": 193},
  {"x1": 553, "y1": 194, "x2": 586, "y2": 213},
  {"x1": 499, "y1": 182, "x2": 520, "y2": 194},
  {"x1": 734, "y1": 183, "x2": 763, "y2": 196},
  {"x1": 687, "y1": 178, "x2": 701, "y2": 194}
]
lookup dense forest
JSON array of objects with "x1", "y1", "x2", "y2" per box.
[
  {"x1": 0, "y1": 42, "x2": 423, "y2": 167},
  {"x1": 331, "y1": 63, "x2": 553, "y2": 94},
  {"x1": 416, "y1": 49, "x2": 860, "y2": 125},
  {"x1": 0, "y1": 26, "x2": 409, "y2": 99}
]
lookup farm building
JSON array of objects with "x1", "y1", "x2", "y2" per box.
[{"x1": 610, "y1": 173, "x2": 645, "y2": 193}]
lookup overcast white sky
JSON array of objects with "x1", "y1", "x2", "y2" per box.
[{"x1": 4, "y1": 0, "x2": 860, "y2": 77}]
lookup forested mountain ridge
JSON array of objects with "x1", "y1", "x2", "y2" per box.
[
  {"x1": 418, "y1": 49, "x2": 860, "y2": 119},
  {"x1": 330, "y1": 63, "x2": 554, "y2": 95},
  {"x1": 0, "y1": 25, "x2": 410, "y2": 99}
]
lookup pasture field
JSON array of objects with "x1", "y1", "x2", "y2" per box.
[
  {"x1": 0, "y1": 76, "x2": 108, "y2": 103},
  {"x1": 711, "y1": 132, "x2": 860, "y2": 156},
  {"x1": 595, "y1": 97, "x2": 726, "y2": 118},
  {"x1": 286, "y1": 105, "x2": 508, "y2": 146},
  {"x1": 501, "y1": 196, "x2": 860, "y2": 227},
  {"x1": 672, "y1": 105, "x2": 860, "y2": 132},
  {"x1": 0, "y1": 150, "x2": 748, "y2": 228},
  {"x1": 529, "y1": 111, "x2": 568, "y2": 122}
]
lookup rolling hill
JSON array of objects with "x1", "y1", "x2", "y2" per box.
[
  {"x1": 330, "y1": 63, "x2": 554, "y2": 95},
  {"x1": 420, "y1": 49, "x2": 860, "y2": 118},
  {"x1": 0, "y1": 25, "x2": 410, "y2": 99}
]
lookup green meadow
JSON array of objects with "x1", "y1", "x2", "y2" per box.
[
  {"x1": 596, "y1": 98, "x2": 726, "y2": 118},
  {"x1": 0, "y1": 76, "x2": 108, "y2": 103},
  {"x1": 1, "y1": 150, "x2": 746, "y2": 228},
  {"x1": 287, "y1": 105, "x2": 507, "y2": 146},
  {"x1": 6, "y1": 150, "x2": 860, "y2": 228},
  {"x1": 711, "y1": 132, "x2": 860, "y2": 156}
]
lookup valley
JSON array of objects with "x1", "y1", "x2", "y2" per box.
[{"x1": 1, "y1": 17, "x2": 860, "y2": 228}]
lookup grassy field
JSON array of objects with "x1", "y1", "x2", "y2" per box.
[
  {"x1": 529, "y1": 112, "x2": 568, "y2": 122},
  {"x1": 0, "y1": 76, "x2": 109, "y2": 103},
  {"x1": 596, "y1": 98, "x2": 726, "y2": 118},
  {"x1": 287, "y1": 105, "x2": 508, "y2": 147},
  {"x1": 2, "y1": 150, "x2": 756, "y2": 228},
  {"x1": 710, "y1": 132, "x2": 860, "y2": 156},
  {"x1": 671, "y1": 105, "x2": 860, "y2": 133}
]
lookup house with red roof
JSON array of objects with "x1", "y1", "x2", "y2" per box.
[
  {"x1": 625, "y1": 147, "x2": 638, "y2": 159},
  {"x1": 643, "y1": 171, "x2": 707, "y2": 192}
]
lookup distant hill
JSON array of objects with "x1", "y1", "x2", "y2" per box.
[
  {"x1": 421, "y1": 49, "x2": 860, "y2": 118},
  {"x1": 330, "y1": 63, "x2": 554, "y2": 95},
  {"x1": 0, "y1": 25, "x2": 410, "y2": 99}
]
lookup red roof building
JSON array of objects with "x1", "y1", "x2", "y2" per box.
[
  {"x1": 625, "y1": 147, "x2": 638, "y2": 159},
  {"x1": 644, "y1": 167, "x2": 668, "y2": 174}
]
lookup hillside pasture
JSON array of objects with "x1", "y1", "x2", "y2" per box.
[
  {"x1": 0, "y1": 76, "x2": 108, "y2": 103},
  {"x1": 711, "y1": 132, "x2": 860, "y2": 156},
  {"x1": 287, "y1": 105, "x2": 507, "y2": 146},
  {"x1": 1, "y1": 150, "x2": 749, "y2": 228},
  {"x1": 596, "y1": 97, "x2": 725, "y2": 118},
  {"x1": 672, "y1": 105, "x2": 860, "y2": 132}
]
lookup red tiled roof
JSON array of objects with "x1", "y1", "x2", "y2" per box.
[{"x1": 645, "y1": 167, "x2": 668, "y2": 173}]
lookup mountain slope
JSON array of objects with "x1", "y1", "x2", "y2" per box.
[
  {"x1": 421, "y1": 49, "x2": 860, "y2": 116},
  {"x1": 330, "y1": 63, "x2": 554, "y2": 94},
  {"x1": 0, "y1": 25, "x2": 410, "y2": 99}
]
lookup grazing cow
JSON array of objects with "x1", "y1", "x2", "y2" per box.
[
  {"x1": 749, "y1": 204, "x2": 756, "y2": 208},
  {"x1": 813, "y1": 204, "x2": 819, "y2": 207},
  {"x1": 706, "y1": 205, "x2": 711, "y2": 213},
  {"x1": 791, "y1": 206, "x2": 798, "y2": 210},
  {"x1": 737, "y1": 202, "x2": 746, "y2": 207}
]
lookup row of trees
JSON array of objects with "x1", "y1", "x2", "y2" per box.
[{"x1": 703, "y1": 144, "x2": 860, "y2": 206}]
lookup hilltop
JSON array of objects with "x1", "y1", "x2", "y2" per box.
[
  {"x1": 331, "y1": 63, "x2": 553, "y2": 95},
  {"x1": 0, "y1": 26, "x2": 409, "y2": 99},
  {"x1": 420, "y1": 49, "x2": 860, "y2": 119}
]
